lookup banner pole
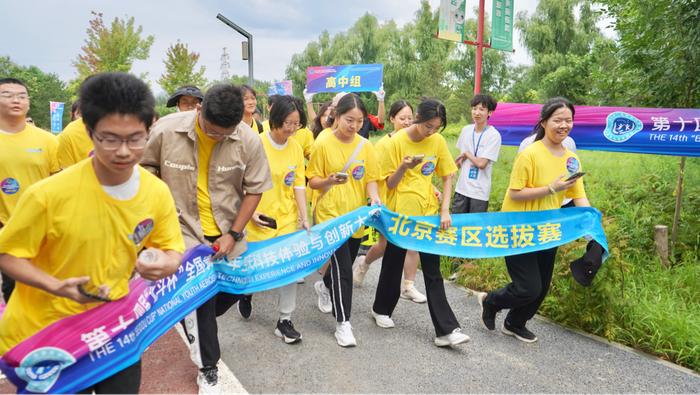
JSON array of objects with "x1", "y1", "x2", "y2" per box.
[
  {"x1": 474, "y1": 0, "x2": 485, "y2": 94},
  {"x1": 670, "y1": 156, "x2": 686, "y2": 256}
]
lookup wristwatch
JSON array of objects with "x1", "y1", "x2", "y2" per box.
[{"x1": 227, "y1": 229, "x2": 244, "y2": 242}]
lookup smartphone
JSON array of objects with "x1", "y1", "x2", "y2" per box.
[
  {"x1": 565, "y1": 172, "x2": 586, "y2": 182},
  {"x1": 258, "y1": 214, "x2": 278, "y2": 229},
  {"x1": 335, "y1": 172, "x2": 349, "y2": 181},
  {"x1": 412, "y1": 154, "x2": 425, "y2": 161}
]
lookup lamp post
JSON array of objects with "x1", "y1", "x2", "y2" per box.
[{"x1": 216, "y1": 13, "x2": 253, "y2": 86}]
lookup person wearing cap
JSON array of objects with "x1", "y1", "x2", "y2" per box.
[{"x1": 166, "y1": 85, "x2": 204, "y2": 112}]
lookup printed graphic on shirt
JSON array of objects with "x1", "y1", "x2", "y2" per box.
[
  {"x1": 420, "y1": 161, "x2": 436, "y2": 176},
  {"x1": 129, "y1": 218, "x2": 154, "y2": 245},
  {"x1": 1, "y1": 178, "x2": 20, "y2": 195},
  {"x1": 566, "y1": 157, "x2": 580, "y2": 173},
  {"x1": 352, "y1": 164, "x2": 365, "y2": 180},
  {"x1": 284, "y1": 170, "x2": 296, "y2": 187}
]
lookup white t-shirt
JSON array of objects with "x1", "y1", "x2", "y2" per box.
[
  {"x1": 101, "y1": 166, "x2": 141, "y2": 200},
  {"x1": 518, "y1": 134, "x2": 577, "y2": 205},
  {"x1": 455, "y1": 124, "x2": 502, "y2": 201}
]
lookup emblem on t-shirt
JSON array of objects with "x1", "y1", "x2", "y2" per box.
[
  {"x1": 15, "y1": 346, "x2": 76, "y2": 393},
  {"x1": 129, "y1": 218, "x2": 154, "y2": 245},
  {"x1": 421, "y1": 162, "x2": 436, "y2": 176},
  {"x1": 284, "y1": 171, "x2": 295, "y2": 186},
  {"x1": 351, "y1": 165, "x2": 365, "y2": 180},
  {"x1": 566, "y1": 157, "x2": 580, "y2": 173},
  {"x1": 1, "y1": 178, "x2": 19, "y2": 194},
  {"x1": 603, "y1": 111, "x2": 643, "y2": 143}
]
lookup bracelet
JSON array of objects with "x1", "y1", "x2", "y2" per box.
[{"x1": 547, "y1": 184, "x2": 556, "y2": 195}]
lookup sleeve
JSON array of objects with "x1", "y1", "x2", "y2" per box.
[
  {"x1": 45, "y1": 134, "x2": 60, "y2": 173},
  {"x1": 306, "y1": 141, "x2": 326, "y2": 179},
  {"x1": 436, "y1": 136, "x2": 458, "y2": 177},
  {"x1": 242, "y1": 136, "x2": 273, "y2": 194},
  {"x1": 140, "y1": 129, "x2": 164, "y2": 176},
  {"x1": 302, "y1": 129, "x2": 314, "y2": 159},
  {"x1": 508, "y1": 151, "x2": 533, "y2": 190},
  {"x1": 517, "y1": 135, "x2": 533, "y2": 153},
  {"x1": 146, "y1": 182, "x2": 186, "y2": 253},
  {"x1": 480, "y1": 130, "x2": 502, "y2": 162},
  {"x1": 57, "y1": 131, "x2": 77, "y2": 169},
  {"x1": 456, "y1": 126, "x2": 468, "y2": 152},
  {"x1": 364, "y1": 143, "x2": 380, "y2": 182},
  {"x1": 294, "y1": 147, "x2": 306, "y2": 188},
  {"x1": 0, "y1": 188, "x2": 49, "y2": 259},
  {"x1": 380, "y1": 138, "x2": 401, "y2": 181}
]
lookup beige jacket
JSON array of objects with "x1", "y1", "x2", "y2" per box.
[{"x1": 141, "y1": 111, "x2": 272, "y2": 252}]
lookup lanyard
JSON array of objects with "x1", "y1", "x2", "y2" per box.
[{"x1": 472, "y1": 126, "x2": 487, "y2": 156}]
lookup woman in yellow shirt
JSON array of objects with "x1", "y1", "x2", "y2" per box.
[
  {"x1": 245, "y1": 96, "x2": 309, "y2": 344},
  {"x1": 353, "y1": 100, "x2": 428, "y2": 303},
  {"x1": 371, "y1": 98, "x2": 470, "y2": 348},
  {"x1": 307, "y1": 93, "x2": 381, "y2": 347},
  {"x1": 241, "y1": 85, "x2": 264, "y2": 133},
  {"x1": 476, "y1": 97, "x2": 590, "y2": 343}
]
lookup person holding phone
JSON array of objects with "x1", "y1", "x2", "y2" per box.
[
  {"x1": 476, "y1": 97, "x2": 589, "y2": 343},
  {"x1": 371, "y1": 98, "x2": 470, "y2": 348},
  {"x1": 245, "y1": 96, "x2": 310, "y2": 344},
  {"x1": 308, "y1": 93, "x2": 381, "y2": 347}
]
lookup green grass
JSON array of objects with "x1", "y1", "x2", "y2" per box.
[{"x1": 425, "y1": 126, "x2": 700, "y2": 371}]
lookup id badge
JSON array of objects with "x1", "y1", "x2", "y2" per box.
[{"x1": 468, "y1": 166, "x2": 479, "y2": 179}]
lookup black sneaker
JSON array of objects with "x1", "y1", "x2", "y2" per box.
[
  {"x1": 501, "y1": 321, "x2": 538, "y2": 343},
  {"x1": 476, "y1": 292, "x2": 497, "y2": 331},
  {"x1": 238, "y1": 294, "x2": 252, "y2": 319},
  {"x1": 275, "y1": 319, "x2": 303, "y2": 344},
  {"x1": 197, "y1": 366, "x2": 218, "y2": 388}
]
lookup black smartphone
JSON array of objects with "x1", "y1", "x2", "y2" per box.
[
  {"x1": 335, "y1": 172, "x2": 349, "y2": 181},
  {"x1": 565, "y1": 172, "x2": 586, "y2": 182},
  {"x1": 258, "y1": 214, "x2": 278, "y2": 229}
]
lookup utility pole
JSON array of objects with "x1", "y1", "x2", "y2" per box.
[
  {"x1": 216, "y1": 13, "x2": 253, "y2": 87},
  {"x1": 220, "y1": 47, "x2": 231, "y2": 81}
]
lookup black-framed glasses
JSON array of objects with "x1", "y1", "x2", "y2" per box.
[{"x1": 93, "y1": 133, "x2": 148, "y2": 150}]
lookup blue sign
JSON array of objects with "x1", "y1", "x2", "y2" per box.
[
  {"x1": 306, "y1": 64, "x2": 383, "y2": 93},
  {"x1": 49, "y1": 102, "x2": 64, "y2": 134}
]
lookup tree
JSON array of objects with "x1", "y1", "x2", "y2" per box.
[
  {"x1": 158, "y1": 41, "x2": 207, "y2": 95},
  {"x1": 0, "y1": 56, "x2": 71, "y2": 130},
  {"x1": 72, "y1": 11, "x2": 154, "y2": 85}
]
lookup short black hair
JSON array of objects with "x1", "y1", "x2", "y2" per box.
[
  {"x1": 241, "y1": 84, "x2": 257, "y2": 97},
  {"x1": 470, "y1": 94, "x2": 497, "y2": 112},
  {"x1": 269, "y1": 95, "x2": 307, "y2": 130},
  {"x1": 415, "y1": 98, "x2": 447, "y2": 132},
  {"x1": 268, "y1": 94, "x2": 281, "y2": 108},
  {"x1": 201, "y1": 84, "x2": 244, "y2": 128},
  {"x1": 79, "y1": 72, "x2": 156, "y2": 135},
  {"x1": 0, "y1": 78, "x2": 28, "y2": 90},
  {"x1": 389, "y1": 100, "x2": 413, "y2": 119}
]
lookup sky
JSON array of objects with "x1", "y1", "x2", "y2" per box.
[{"x1": 1, "y1": 0, "x2": 540, "y2": 95}]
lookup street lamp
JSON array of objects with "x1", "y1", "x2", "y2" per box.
[{"x1": 216, "y1": 13, "x2": 254, "y2": 86}]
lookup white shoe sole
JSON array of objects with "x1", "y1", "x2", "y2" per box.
[
  {"x1": 371, "y1": 311, "x2": 395, "y2": 328},
  {"x1": 274, "y1": 328, "x2": 302, "y2": 344},
  {"x1": 335, "y1": 336, "x2": 357, "y2": 347},
  {"x1": 400, "y1": 293, "x2": 427, "y2": 304},
  {"x1": 314, "y1": 283, "x2": 333, "y2": 314},
  {"x1": 501, "y1": 326, "x2": 538, "y2": 343}
]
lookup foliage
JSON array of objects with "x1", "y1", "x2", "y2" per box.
[
  {"x1": 158, "y1": 41, "x2": 207, "y2": 95},
  {"x1": 0, "y1": 56, "x2": 72, "y2": 130}
]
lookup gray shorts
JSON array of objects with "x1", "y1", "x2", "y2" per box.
[{"x1": 451, "y1": 192, "x2": 489, "y2": 214}]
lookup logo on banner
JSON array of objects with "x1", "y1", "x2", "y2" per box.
[
  {"x1": 566, "y1": 157, "x2": 580, "y2": 173},
  {"x1": 15, "y1": 347, "x2": 76, "y2": 393},
  {"x1": 284, "y1": 171, "x2": 295, "y2": 186},
  {"x1": 421, "y1": 162, "x2": 436, "y2": 176},
  {"x1": 352, "y1": 165, "x2": 365, "y2": 180},
  {"x1": 129, "y1": 219, "x2": 154, "y2": 245},
  {"x1": 1, "y1": 178, "x2": 19, "y2": 194},
  {"x1": 603, "y1": 111, "x2": 643, "y2": 143}
]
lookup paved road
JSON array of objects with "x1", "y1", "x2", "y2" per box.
[{"x1": 217, "y1": 260, "x2": 700, "y2": 393}]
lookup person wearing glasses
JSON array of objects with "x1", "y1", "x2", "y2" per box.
[
  {"x1": 0, "y1": 78, "x2": 60, "y2": 302},
  {"x1": 0, "y1": 72, "x2": 185, "y2": 393},
  {"x1": 141, "y1": 83, "x2": 271, "y2": 391},
  {"x1": 244, "y1": 95, "x2": 310, "y2": 344}
]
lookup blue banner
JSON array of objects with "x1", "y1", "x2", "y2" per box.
[
  {"x1": 49, "y1": 102, "x2": 64, "y2": 134},
  {"x1": 267, "y1": 80, "x2": 293, "y2": 96},
  {"x1": 1, "y1": 206, "x2": 607, "y2": 393},
  {"x1": 306, "y1": 64, "x2": 383, "y2": 94}
]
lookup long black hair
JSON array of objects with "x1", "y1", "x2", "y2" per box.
[
  {"x1": 311, "y1": 102, "x2": 332, "y2": 138},
  {"x1": 533, "y1": 97, "x2": 575, "y2": 141},
  {"x1": 414, "y1": 98, "x2": 447, "y2": 132}
]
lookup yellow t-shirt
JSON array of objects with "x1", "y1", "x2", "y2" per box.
[
  {"x1": 373, "y1": 131, "x2": 399, "y2": 205},
  {"x1": 57, "y1": 118, "x2": 94, "y2": 169},
  {"x1": 291, "y1": 127, "x2": 314, "y2": 159},
  {"x1": 502, "y1": 140, "x2": 586, "y2": 212},
  {"x1": 315, "y1": 127, "x2": 333, "y2": 142},
  {"x1": 195, "y1": 118, "x2": 222, "y2": 236},
  {"x1": 307, "y1": 133, "x2": 379, "y2": 236},
  {"x1": 262, "y1": 120, "x2": 270, "y2": 133},
  {"x1": 0, "y1": 159, "x2": 185, "y2": 353},
  {"x1": 246, "y1": 132, "x2": 306, "y2": 241},
  {"x1": 382, "y1": 130, "x2": 457, "y2": 216},
  {"x1": 0, "y1": 124, "x2": 59, "y2": 224}
]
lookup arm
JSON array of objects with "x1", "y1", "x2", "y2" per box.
[
  {"x1": 304, "y1": 89, "x2": 317, "y2": 121},
  {"x1": 294, "y1": 188, "x2": 310, "y2": 231},
  {"x1": 377, "y1": 100, "x2": 385, "y2": 125},
  {"x1": 366, "y1": 181, "x2": 381, "y2": 205},
  {"x1": 386, "y1": 156, "x2": 422, "y2": 189},
  {"x1": 508, "y1": 175, "x2": 578, "y2": 201},
  {"x1": 308, "y1": 174, "x2": 347, "y2": 190},
  {"x1": 458, "y1": 151, "x2": 490, "y2": 169},
  {"x1": 573, "y1": 197, "x2": 590, "y2": 207},
  {"x1": 213, "y1": 193, "x2": 262, "y2": 259},
  {"x1": 439, "y1": 174, "x2": 454, "y2": 229},
  {"x1": 136, "y1": 249, "x2": 183, "y2": 281}
]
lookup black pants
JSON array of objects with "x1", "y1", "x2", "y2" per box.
[
  {"x1": 451, "y1": 192, "x2": 489, "y2": 214},
  {"x1": 77, "y1": 360, "x2": 141, "y2": 394},
  {"x1": 323, "y1": 237, "x2": 361, "y2": 322},
  {"x1": 180, "y1": 235, "x2": 241, "y2": 369},
  {"x1": 486, "y1": 247, "x2": 558, "y2": 328},
  {"x1": 1, "y1": 271, "x2": 15, "y2": 303},
  {"x1": 373, "y1": 242, "x2": 460, "y2": 337}
]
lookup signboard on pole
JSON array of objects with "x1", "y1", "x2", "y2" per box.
[
  {"x1": 50, "y1": 102, "x2": 64, "y2": 134},
  {"x1": 437, "y1": 0, "x2": 467, "y2": 42},
  {"x1": 306, "y1": 64, "x2": 383, "y2": 93},
  {"x1": 491, "y1": 0, "x2": 514, "y2": 51},
  {"x1": 268, "y1": 80, "x2": 293, "y2": 96}
]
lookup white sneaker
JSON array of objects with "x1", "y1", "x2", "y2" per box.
[
  {"x1": 434, "y1": 328, "x2": 470, "y2": 347},
  {"x1": 400, "y1": 283, "x2": 427, "y2": 303},
  {"x1": 314, "y1": 280, "x2": 332, "y2": 314},
  {"x1": 335, "y1": 321, "x2": 357, "y2": 347},
  {"x1": 371, "y1": 309, "x2": 395, "y2": 328},
  {"x1": 197, "y1": 367, "x2": 220, "y2": 394},
  {"x1": 352, "y1": 256, "x2": 369, "y2": 287}
]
